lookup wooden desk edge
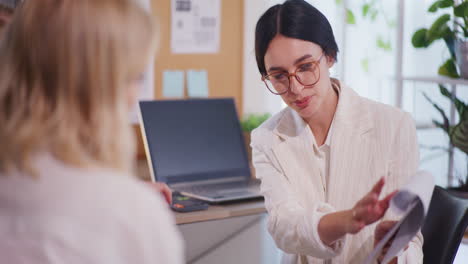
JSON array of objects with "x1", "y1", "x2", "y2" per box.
[{"x1": 175, "y1": 200, "x2": 266, "y2": 225}]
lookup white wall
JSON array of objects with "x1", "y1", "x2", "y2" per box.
[{"x1": 242, "y1": 0, "x2": 283, "y2": 115}]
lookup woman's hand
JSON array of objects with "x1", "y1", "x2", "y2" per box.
[
  {"x1": 147, "y1": 182, "x2": 173, "y2": 205},
  {"x1": 347, "y1": 177, "x2": 397, "y2": 234},
  {"x1": 318, "y1": 177, "x2": 396, "y2": 246},
  {"x1": 374, "y1": 220, "x2": 401, "y2": 264}
]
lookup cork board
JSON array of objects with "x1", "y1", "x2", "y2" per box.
[{"x1": 134, "y1": 0, "x2": 244, "y2": 159}]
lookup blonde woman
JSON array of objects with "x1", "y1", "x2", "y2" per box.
[{"x1": 0, "y1": 0, "x2": 183, "y2": 263}]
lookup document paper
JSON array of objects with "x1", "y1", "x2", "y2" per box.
[{"x1": 364, "y1": 170, "x2": 434, "y2": 264}]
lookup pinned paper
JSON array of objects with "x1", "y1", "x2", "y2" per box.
[
  {"x1": 171, "y1": 0, "x2": 221, "y2": 54},
  {"x1": 187, "y1": 70, "x2": 209, "y2": 97},
  {"x1": 162, "y1": 70, "x2": 185, "y2": 98}
]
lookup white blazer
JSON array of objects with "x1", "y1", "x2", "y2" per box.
[{"x1": 251, "y1": 79, "x2": 423, "y2": 264}]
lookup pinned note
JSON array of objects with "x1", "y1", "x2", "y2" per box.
[
  {"x1": 162, "y1": 70, "x2": 185, "y2": 98},
  {"x1": 187, "y1": 70, "x2": 209, "y2": 97}
]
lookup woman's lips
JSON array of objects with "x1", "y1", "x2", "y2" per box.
[{"x1": 294, "y1": 96, "x2": 311, "y2": 109}]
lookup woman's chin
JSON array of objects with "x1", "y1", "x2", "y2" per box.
[{"x1": 294, "y1": 103, "x2": 318, "y2": 120}]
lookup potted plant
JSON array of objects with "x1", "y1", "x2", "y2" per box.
[
  {"x1": 412, "y1": 0, "x2": 468, "y2": 78},
  {"x1": 240, "y1": 113, "x2": 271, "y2": 163},
  {"x1": 423, "y1": 84, "x2": 468, "y2": 192}
]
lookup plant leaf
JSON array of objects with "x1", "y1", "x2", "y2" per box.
[
  {"x1": 429, "y1": 0, "x2": 454, "y2": 12},
  {"x1": 427, "y1": 14, "x2": 451, "y2": 42},
  {"x1": 362, "y1": 4, "x2": 370, "y2": 17},
  {"x1": 438, "y1": 58, "x2": 460, "y2": 78},
  {"x1": 428, "y1": 0, "x2": 442, "y2": 12},
  {"x1": 388, "y1": 20, "x2": 397, "y2": 29},
  {"x1": 370, "y1": 9, "x2": 378, "y2": 21},
  {"x1": 433, "y1": 120, "x2": 446, "y2": 130},
  {"x1": 454, "y1": 1, "x2": 468, "y2": 18},
  {"x1": 439, "y1": 84, "x2": 467, "y2": 117},
  {"x1": 450, "y1": 119, "x2": 468, "y2": 155},
  {"x1": 412, "y1": 28, "x2": 430, "y2": 48},
  {"x1": 346, "y1": 9, "x2": 356, "y2": 25},
  {"x1": 376, "y1": 36, "x2": 392, "y2": 51},
  {"x1": 335, "y1": 0, "x2": 343, "y2": 5},
  {"x1": 439, "y1": 0, "x2": 454, "y2": 8},
  {"x1": 423, "y1": 92, "x2": 450, "y2": 133},
  {"x1": 240, "y1": 113, "x2": 271, "y2": 132},
  {"x1": 361, "y1": 58, "x2": 369, "y2": 73}
]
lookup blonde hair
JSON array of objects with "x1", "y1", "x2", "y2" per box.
[{"x1": 0, "y1": 0, "x2": 157, "y2": 175}]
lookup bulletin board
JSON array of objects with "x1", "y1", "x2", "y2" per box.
[{"x1": 134, "y1": 0, "x2": 244, "y2": 159}]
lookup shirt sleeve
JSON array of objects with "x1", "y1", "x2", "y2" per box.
[
  {"x1": 125, "y1": 182, "x2": 185, "y2": 264},
  {"x1": 251, "y1": 130, "x2": 346, "y2": 259}
]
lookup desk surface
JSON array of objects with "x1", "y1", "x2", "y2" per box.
[
  {"x1": 174, "y1": 200, "x2": 266, "y2": 225},
  {"x1": 135, "y1": 160, "x2": 265, "y2": 225}
]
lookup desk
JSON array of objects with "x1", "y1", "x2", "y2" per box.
[
  {"x1": 175, "y1": 200, "x2": 266, "y2": 225},
  {"x1": 136, "y1": 161, "x2": 278, "y2": 263},
  {"x1": 174, "y1": 200, "x2": 273, "y2": 264},
  {"x1": 174, "y1": 201, "x2": 269, "y2": 263}
]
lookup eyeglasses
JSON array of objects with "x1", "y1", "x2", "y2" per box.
[{"x1": 261, "y1": 53, "x2": 324, "y2": 95}]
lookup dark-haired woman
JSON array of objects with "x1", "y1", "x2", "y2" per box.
[{"x1": 251, "y1": 1, "x2": 422, "y2": 263}]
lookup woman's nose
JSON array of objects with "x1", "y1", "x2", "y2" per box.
[{"x1": 289, "y1": 75, "x2": 303, "y2": 94}]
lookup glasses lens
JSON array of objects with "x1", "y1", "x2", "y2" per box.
[
  {"x1": 265, "y1": 72, "x2": 289, "y2": 94},
  {"x1": 296, "y1": 62, "x2": 319, "y2": 86}
]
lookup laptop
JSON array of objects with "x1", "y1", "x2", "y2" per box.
[{"x1": 139, "y1": 98, "x2": 261, "y2": 203}]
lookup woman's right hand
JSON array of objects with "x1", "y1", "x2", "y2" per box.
[{"x1": 346, "y1": 177, "x2": 396, "y2": 235}]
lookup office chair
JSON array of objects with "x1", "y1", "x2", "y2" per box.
[{"x1": 422, "y1": 185, "x2": 468, "y2": 264}]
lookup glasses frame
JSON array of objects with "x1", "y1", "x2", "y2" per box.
[{"x1": 261, "y1": 53, "x2": 324, "y2": 95}]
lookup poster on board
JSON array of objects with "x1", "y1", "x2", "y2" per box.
[{"x1": 171, "y1": 0, "x2": 221, "y2": 54}]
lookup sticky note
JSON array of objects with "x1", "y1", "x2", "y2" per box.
[
  {"x1": 187, "y1": 70, "x2": 209, "y2": 97},
  {"x1": 162, "y1": 70, "x2": 185, "y2": 98}
]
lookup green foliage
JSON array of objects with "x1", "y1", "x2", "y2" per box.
[
  {"x1": 362, "y1": 3, "x2": 370, "y2": 17},
  {"x1": 412, "y1": 28, "x2": 431, "y2": 48},
  {"x1": 428, "y1": 0, "x2": 454, "y2": 12},
  {"x1": 361, "y1": 58, "x2": 369, "y2": 73},
  {"x1": 454, "y1": 1, "x2": 468, "y2": 17},
  {"x1": 411, "y1": 0, "x2": 468, "y2": 78},
  {"x1": 438, "y1": 58, "x2": 460, "y2": 78},
  {"x1": 427, "y1": 14, "x2": 452, "y2": 42},
  {"x1": 240, "y1": 113, "x2": 271, "y2": 132},
  {"x1": 361, "y1": 0, "x2": 379, "y2": 21},
  {"x1": 346, "y1": 9, "x2": 356, "y2": 25},
  {"x1": 452, "y1": 120, "x2": 468, "y2": 154},
  {"x1": 424, "y1": 84, "x2": 468, "y2": 155},
  {"x1": 376, "y1": 36, "x2": 392, "y2": 51}
]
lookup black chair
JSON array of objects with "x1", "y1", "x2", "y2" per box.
[{"x1": 422, "y1": 186, "x2": 468, "y2": 264}]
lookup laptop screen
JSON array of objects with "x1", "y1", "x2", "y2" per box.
[{"x1": 139, "y1": 98, "x2": 251, "y2": 184}]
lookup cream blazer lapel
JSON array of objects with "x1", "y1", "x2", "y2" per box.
[
  {"x1": 327, "y1": 82, "x2": 376, "y2": 210},
  {"x1": 269, "y1": 104, "x2": 327, "y2": 206}
]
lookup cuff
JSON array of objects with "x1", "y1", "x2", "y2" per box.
[{"x1": 309, "y1": 203, "x2": 347, "y2": 257}]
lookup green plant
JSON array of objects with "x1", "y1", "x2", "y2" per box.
[
  {"x1": 336, "y1": 0, "x2": 396, "y2": 73},
  {"x1": 423, "y1": 84, "x2": 468, "y2": 189},
  {"x1": 411, "y1": 0, "x2": 468, "y2": 78},
  {"x1": 240, "y1": 113, "x2": 271, "y2": 132}
]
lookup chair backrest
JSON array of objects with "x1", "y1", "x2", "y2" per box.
[{"x1": 422, "y1": 186, "x2": 468, "y2": 264}]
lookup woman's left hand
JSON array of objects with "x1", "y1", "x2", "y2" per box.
[
  {"x1": 374, "y1": 220, "x2": 408, "y2": 264},
  {"x1": 147, "y1": 182, "x2": 173, "y2": 205}
]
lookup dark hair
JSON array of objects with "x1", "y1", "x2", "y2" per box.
[{"x1": 255, "y1": 0, "x2": 339, "y2": 76}]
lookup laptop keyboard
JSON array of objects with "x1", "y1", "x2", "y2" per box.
[{"x1": 177, "y1": 181, "x2": 256, "y2": 195}]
